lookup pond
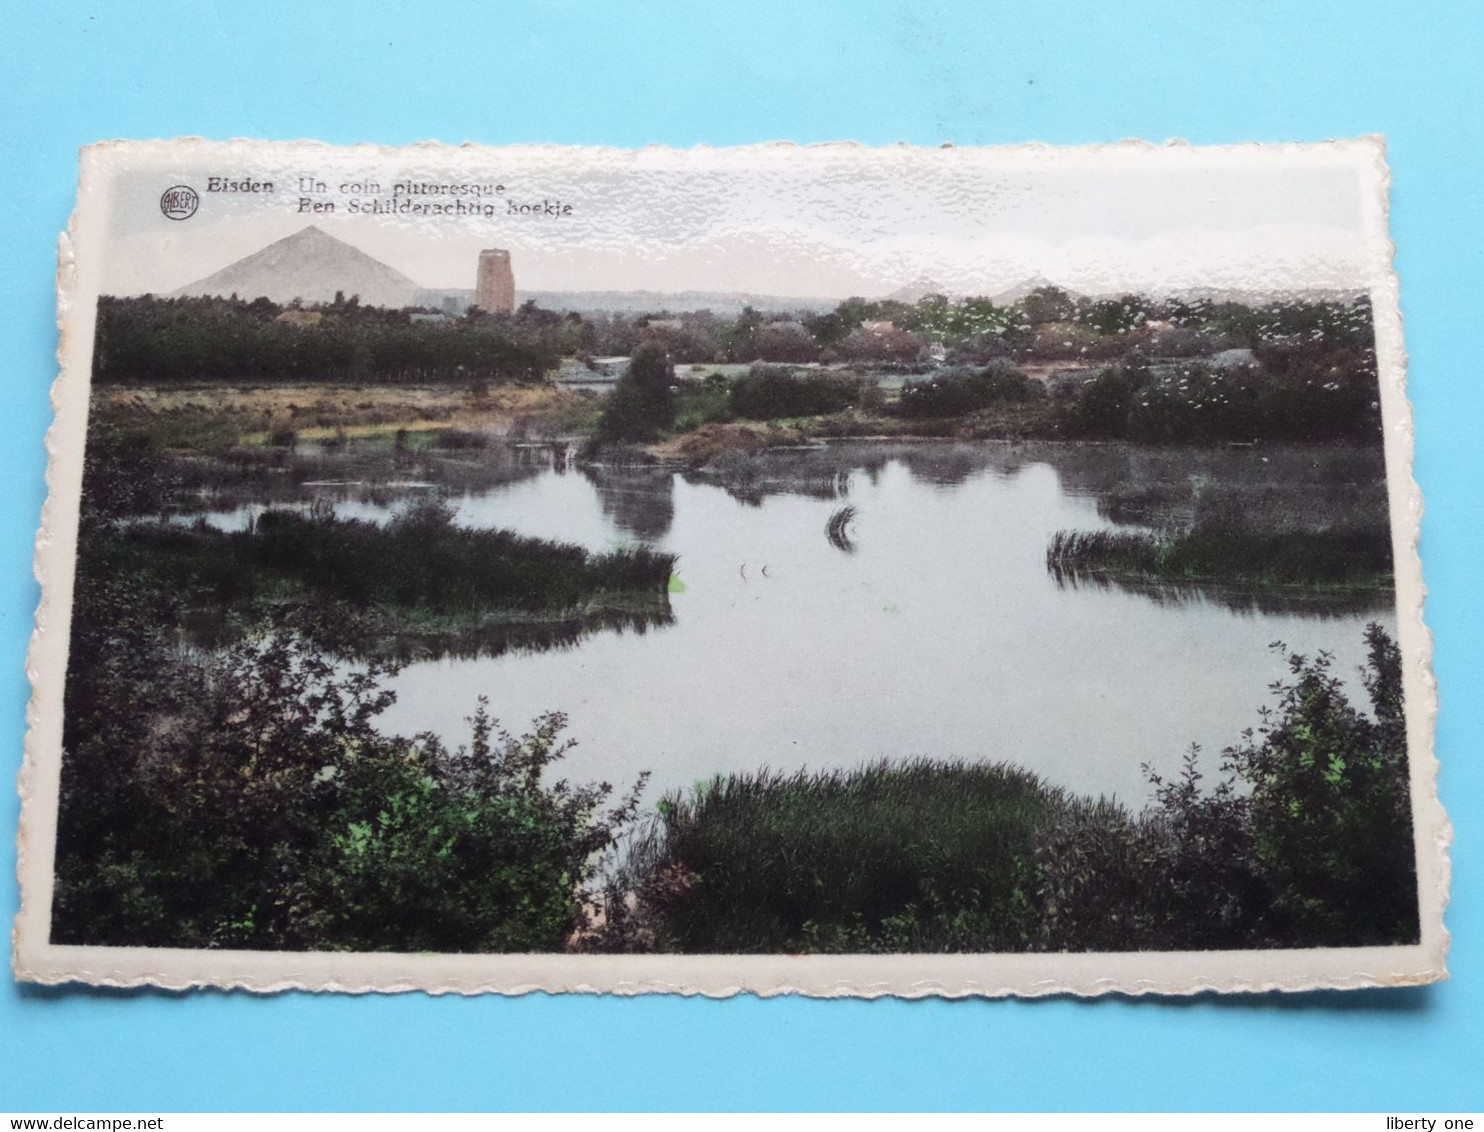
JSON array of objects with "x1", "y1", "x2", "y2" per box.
[{"x1": 180, "y1": 439, "x2": 1396, "y2": 808}]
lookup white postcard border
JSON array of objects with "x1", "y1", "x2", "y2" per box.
[{"x1": 13, "y1": 137, "x2": 1450, "y2": 996}]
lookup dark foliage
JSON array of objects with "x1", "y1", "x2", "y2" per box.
[
  {"x1": 1227, "y1": 626, "x2": 1418, "y2": 945},
  {"x1": 609, "y1": 760, "x2": 1055, "y2": 954},
  {"x1": 54, "y1": 584, "x2": 646, "y2": 950},
  {"x1": 1037, "y1": 625, "x2": 1418, "y2": 951},
  {"x1": 94, "y1": 295, "x2": 571, "y2": 385},
  {"x1": 897, "y1": 362, "x2": 1044, "y2": 419},
  {"x1": 610, "y1": 626, "x2": 1417, "y2": 954},
  {"x1": 596, "y1": 341, "x2": 676, "y2": 441},
  {"x1": 1045, "y1": 528, "x2": 1394, "y2": 592},
  {"x1": 1051, "y1": 367, "x2": 1145, "y2": 438},
  {"x1": 1053, "y1": 357, "x2": 1382, "y2": 445},
  {"x1": 728, "y1": 365, "x2": 866, "y2": 420}
]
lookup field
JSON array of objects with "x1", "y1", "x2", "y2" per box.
[{"x1": 93, "y1": 382, "x2": 601, "y2": 452}]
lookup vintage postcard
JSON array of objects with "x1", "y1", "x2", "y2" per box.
[{"x1": 14, "y1": 138, "x2": 1448, "y2": 995}]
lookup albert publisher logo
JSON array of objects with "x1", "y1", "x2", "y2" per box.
[{"x1": 160, "y1": 184, "x2": 199, "y2": 220}]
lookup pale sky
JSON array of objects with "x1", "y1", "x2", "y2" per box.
[{"x1": 90, "y1": 141, "x2": 1387, "y2": 300}]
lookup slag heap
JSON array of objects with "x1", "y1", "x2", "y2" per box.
[{"x1": 475, "y1": 248, "x2": 516, "y2": 314}]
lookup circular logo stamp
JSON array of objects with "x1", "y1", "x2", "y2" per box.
[{"x1": 160, "y1": 185, "x2": 199, "y2": 221}]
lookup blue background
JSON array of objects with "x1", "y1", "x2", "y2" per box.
[{"x1": 2, "y1": 0, "x2": 1480, "y2": 1112}]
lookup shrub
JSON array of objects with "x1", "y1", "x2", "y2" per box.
[
  {"x1": 1228, "y1": 626, "x2": 1417, "y2": 946},
  {"x1": 303, "y1": 699, "x2": 648, "y2": 952},
  {"x1": 53, "y1": 584, "x2": 647, "y2": 951},
  {"x1": 1056, "y1": 359, "x2": 1384, "y2": 445},
  {"x1": 1052, "y1": 366, "x2": 1144, "y2": 438},
  {"x1": 896, "y1": 362, "x2": 1043, "y2": 419},
  {"x1": 1124, "y1": 363, "x2": 1264, "y2": 443},
  {"x1": 728, "y1": 365, "x2": 863, "y2": 420},
  {"x1": 596, "y1": 341, "x2": 675, "y2": 441},
  {"x1": 1038, "y1": 625, "x2": 1418, "y2": 951},
  {"x1": 671, "y1": 379, "x2": 733, "y2": 432}
]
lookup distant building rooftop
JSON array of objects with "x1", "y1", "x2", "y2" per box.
[{"x1": 1208, "y1": 347, "x2": 1259, "y2": 370}]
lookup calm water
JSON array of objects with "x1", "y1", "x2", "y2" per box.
[{"x1": 183, "y1": 440, "x2": 1395, "y2": 807}]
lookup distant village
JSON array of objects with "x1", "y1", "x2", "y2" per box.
[{"x1": 149, "y1": 224, "x2": 1363, "y2": 396}]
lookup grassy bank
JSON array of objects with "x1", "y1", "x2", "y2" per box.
[
  {"x1": 590, "y1": 624, "x2": 1417, "y2": 954},
  {"x1": 1045, "y1": 528, "x2": 1394, "y2": 592},
  {"x1": 614, "y1": 760, "x2": 1058, "y2": 953},
  {"x1": 103, "y1": 503, "x2": 675, "y2": 657},
  {"x1": 626, "y1": 363, "x2": 1386, "y2": 469},
  {"x1": 94, "y1": 383, "x2": 599, "y2": 455}
]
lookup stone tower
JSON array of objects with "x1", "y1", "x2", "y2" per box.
[{"x1": 475, "y1": 248, "x2": 515, "y2": 314}]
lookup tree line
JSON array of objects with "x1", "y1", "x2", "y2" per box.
[
  {"x1": 93, "y1": 288, "x2": 1378, "y2": 383},
  {"x1": 93, "y1": 294, "x2": 579, "y2": 385}
]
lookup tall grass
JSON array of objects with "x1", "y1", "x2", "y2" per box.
[
  {"x1": 1046, "y1": 527, "x2": 1394, "y2": 591},
  {"x1": 595, "y1": 625, "x2": 1417, "y2": 955},
  {"x1": 107, "y1": 505, "x2": 676, "y2": 649},
  {"x1": 615, "y1": 759, "x2": 1062, "y2": 953}
]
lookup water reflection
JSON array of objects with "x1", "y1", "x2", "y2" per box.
[
  {"x1": 168, "y1": 437, "x2": 552, "y2": 516},
  {"x1": 375, "y1": 441, "x2": 1398, "y2": 806},
  {"x1": 825, "y1": 505, "x2": 859, "y2": 553},
  {"x1": 581, "y1": 465, "x2": 676, "y2": 542},
  {"x1": 1047, "y1": 442, "x2": 1390, "y2": 536},
  {"x1": 368, "y1": 605, "x2": 675, "y2": 664},
  {"x1": 1047, "y1": 571, "x2": 1393, "y2": 620},
  {"x1": 147, "y1": 435, "x2": 1399, "y2": 806}
]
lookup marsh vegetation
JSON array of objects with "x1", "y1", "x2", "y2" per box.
[
  {"x1": 51, "y1": 287, "x2": 1418, "y2": 954},
  {"x1": 1045, "y1": 528, "x2": 1393, "y2": 594},
  {"x1": 595, "y1": 627, "x2": 1415, "y2": 954}
]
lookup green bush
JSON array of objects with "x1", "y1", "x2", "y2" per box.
[
  {"x1": 896, "y1": 362, "x2": 1044, "y2": 419},
  {"x1": 1052, "y1": 366, "x2": 1144, "y2": 437},
  {"x1": 53, "y1": 591, "x2": 645, "y2": 951},
  {"x1": 596, "y1": 341, "x2": 676, "y2": 441},
  {"x1": 728, "y1": 365, "x2": 864, "y2": 420},
  {"x1": 1038, "y1": 624, "x2": 1418, "y2": 951},
  {"x1": 303, "y1": 699, "x2": 647, "y2": 952},
  {"x1": 1228, "y1": 626, "x2": 1417, "y2": 945},
  {"x1": 670, "y1": 379, "x2": 734, "y2": 432}
]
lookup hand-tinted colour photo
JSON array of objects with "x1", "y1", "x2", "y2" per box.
[{"x1": 16, "y1": 140, "x2": 1444, "y2": 995}]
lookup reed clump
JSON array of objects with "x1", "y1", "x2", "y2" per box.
[
  {"x1": 612, "y1": 759, "x2": 1060, "y2": 954},
  {"x1": 106, "y1": 501, "x2": 676, "y2": 647},
  {"x1": 595, "y1": 625, "x2": 1417, "y2": 955},
  {"x1": 1046, "y1": 527, "x2": 1393, "y2": 591}
]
